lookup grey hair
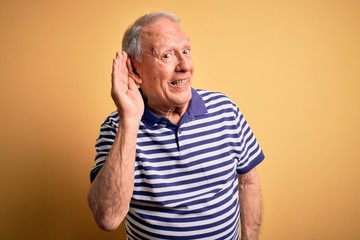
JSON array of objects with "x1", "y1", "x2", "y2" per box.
[{"x1": 122, "y1": 11, "x2": 180, "y2": 61}]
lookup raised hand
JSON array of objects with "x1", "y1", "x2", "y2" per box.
[
  {"x1": 111, "y1": 51, "x2": 144, "y2": 122},
  {"x1": 88, "y1": 51, "x2": 143, "y2": 230}
]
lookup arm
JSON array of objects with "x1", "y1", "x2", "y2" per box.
[
  {"x1": 87, "y1": 52, "x2": 144, "y2": 231},
  {"x1": 238, "y1": 168, "x2": 262, "y2": 240}
]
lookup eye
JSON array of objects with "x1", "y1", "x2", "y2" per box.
[
  {"x1": 163, "y1": 53, "x2": 172, "y2": 59},
  {"x1": 183, "y1": 49, "x2": 190, "y2": 55}
]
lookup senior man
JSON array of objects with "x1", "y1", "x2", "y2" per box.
[{"x1": 88, "y1": 11, "x2": 265, "y2": 240}]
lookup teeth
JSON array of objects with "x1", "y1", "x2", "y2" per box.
[{"x1": 170, "y1": 79, "x2": 188, "y2": 86}]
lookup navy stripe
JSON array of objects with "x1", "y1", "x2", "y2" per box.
[
  {"x1": 90, "y1": 89, "x2": 264, "y2": 239},
  {"x1": 134, "y1": 158, "x2": 233, "y2": 180},
  {"x1": 130, "y1": 178, "x2": 239, "y2": 214},
  {"x1": 134, "y1": 150, "x2": 234, "y2": 172}
]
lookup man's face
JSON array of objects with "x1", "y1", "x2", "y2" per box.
[{"x1": 133, "y1": 17, "x2": 194, "y2": 113}]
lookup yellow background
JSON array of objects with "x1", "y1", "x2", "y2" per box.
[{"x1": 1, "y1": 0, "x2": 359, "y2": 239}]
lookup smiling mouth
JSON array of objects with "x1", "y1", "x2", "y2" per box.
[{"x1": 170, "y1": 79, "x2": 188, "y2": 86}]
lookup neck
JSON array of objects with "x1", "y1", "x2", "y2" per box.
[{"x1": 147, "y1": 103, "x2": 189, "y2": 125}]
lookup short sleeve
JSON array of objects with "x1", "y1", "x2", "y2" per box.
[
  {"x1": 90, "y1": 111, "x2": 119, "y2": 182},
  {"x1": 234, "y1": 107, "x2": 265, "y2": 174}
]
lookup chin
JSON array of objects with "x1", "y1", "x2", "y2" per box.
[{"x1": 174, "y1": 89, "x2": 192, "y2": 105}]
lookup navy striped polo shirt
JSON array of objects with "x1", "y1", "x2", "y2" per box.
[{"x1": 91, "y1": 88, "x2": 264, "y2": 239}]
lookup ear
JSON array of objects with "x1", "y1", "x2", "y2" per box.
[{"x1": 126, "y1": 58, "x2": 142, "y2": 85}]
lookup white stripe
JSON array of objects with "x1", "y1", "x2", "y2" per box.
[{"x1": 92, "y1": 89, "x2": 263, "y2": 239}]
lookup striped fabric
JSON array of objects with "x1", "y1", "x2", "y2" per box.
[{"x1": 91, "y1": 88, "x2": 264, "y2": 240}]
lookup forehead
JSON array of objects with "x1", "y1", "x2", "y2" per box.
[{"x1": 141, "y1": 18, "x2": 189, "y2": 49}]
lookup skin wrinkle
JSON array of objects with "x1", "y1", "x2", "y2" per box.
[
  {"x1": 88, "y1": 13, "x2": 262, "y2": 240},
  {"x1": 132, "y1": 18, "x2": 194, "y2": 124}
]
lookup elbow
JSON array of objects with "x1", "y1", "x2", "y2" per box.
[
  {"x1": 94, "y1": 204, "x2": 130, "y2": 232},
  {"x1": 87, "y1": 192, "x2": 129, "y2": 231},
  {"x1": 93, "y1": 206, "x2": 129, "y2": 232},
  {"x1": 238, "y1": 168, "x2": 260, "y2": 188},
  {"x1": 97, "y1": 217, "x2": 121, "y2": 232}
]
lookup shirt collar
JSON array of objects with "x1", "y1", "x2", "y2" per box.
[{"x1": 141, "y1": 88, "x2": 208, "y2": 128}]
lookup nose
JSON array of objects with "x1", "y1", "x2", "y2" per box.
[{"x1": 175, "y1": 55, "x2": 192, "y2": 73}]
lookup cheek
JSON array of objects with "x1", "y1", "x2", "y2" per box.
[
  {"x1": 140, "y1": 62, "x2": 175, "y2": 86},
  {"x1": 189, "y1": 59, "x2": 195, "y2": 72},
  {"x1": 157, "y1": 67, "x2": 174, "y2": 82}
]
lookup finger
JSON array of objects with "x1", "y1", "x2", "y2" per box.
[
  {"x1": 112, "y1": 56, "x2": 120, "y2": 86},
  {"x1": 112, "y1": 51, "x2": 123, "y2": 73},
  {"x1": 112, "y1": 52, "x2": 128, "y2": 85},
  {"x1": 111, "y1": 58, "x2": 118, "y2": 87},
  {"x1": 115, "y1": 52, "x2": 126, "y2": 79},
  {"x1": 112, "y1": 52, "x2": 126, "y2": 96}
]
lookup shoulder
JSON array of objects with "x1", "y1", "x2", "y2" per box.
[
  {"x1": 195, "y1": 89, "x2": 238, "y2": 113},
  {"x1": 100, "y1": 111, "x2": 119, "y2": 131}
]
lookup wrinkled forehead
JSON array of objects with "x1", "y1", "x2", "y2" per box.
[{"x1": 140, "y1": 18, "x2": 189, "y2": 50}]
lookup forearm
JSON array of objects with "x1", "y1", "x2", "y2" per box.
[
  {"x1": 238, "y1": 169, "x2": 262, "y2": 240},
  {"x1": 88, "y1": 119, "x2": 139, "y2": 231}
]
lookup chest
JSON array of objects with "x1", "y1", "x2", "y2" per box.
[{"x1": 132, "y1": 120, "x2": 240, "y2": 206}]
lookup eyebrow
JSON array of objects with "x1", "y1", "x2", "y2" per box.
[{"x1": 142, "y1": 37, "x2": 191, "y2": 58}]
